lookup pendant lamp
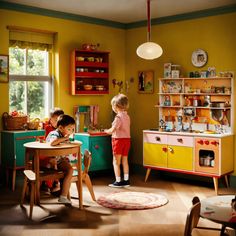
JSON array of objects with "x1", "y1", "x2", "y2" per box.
[{"x1": 136, "y1": 0, "x2": 163, "y2": 60}]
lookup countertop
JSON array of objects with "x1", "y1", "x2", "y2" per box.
[
  {"x1": 143, "y1": 129, "x2": 233, "y2": 138},
  {"x1": 75, "y1": 132, "x2": 110, "y2": 137}
]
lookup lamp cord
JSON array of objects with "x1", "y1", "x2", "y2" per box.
[{"x1": 147, "y1": 0, "x2": 151, "y2": 42}]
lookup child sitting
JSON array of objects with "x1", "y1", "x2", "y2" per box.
[
  {"x1": 40, "y1": 108, "x2": 64, "y2": 192},
  {"x1": 46, "y1": 114, "x2": 76, "y2": 204}
]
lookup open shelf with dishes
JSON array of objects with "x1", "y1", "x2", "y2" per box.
[
  {"x1": 71, "y1": 49, "x2": 110, "y2": 95},
  {"x1": 157, "y1": 76, "x2": 234, "y2": 132}
]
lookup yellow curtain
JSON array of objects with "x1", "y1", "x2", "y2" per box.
[{"x1": 9, "y1": 27, "x2": 54, "y2": 51}]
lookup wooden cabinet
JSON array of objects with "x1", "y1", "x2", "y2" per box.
[
  {"x1": 143, "y1": 132, "x2": 193, "y2": 181},
  {"x1": 74, "y1": 133, "x2": 113, "y2": 171},
  {"x1": 71, "y1": 49, "x2": 110, "y2": 95},
  {"x1": 1, "y1": 130, "x2": 45, "y2": 190},
  {"x1": 143, "y1": 130, "x2": 234, "y2": 194}
]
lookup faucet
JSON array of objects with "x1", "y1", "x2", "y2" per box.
[{"x1": 189, "y1": 117, "x2": 195, "y2": 132}]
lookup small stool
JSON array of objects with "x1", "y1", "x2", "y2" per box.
[{"x1": 21, "y1": 170, "x2": 36, "y2": 219}]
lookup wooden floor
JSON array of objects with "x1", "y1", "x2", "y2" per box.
[{"x1": 0, "y1": 172, "x2": 235, "y2": 236}]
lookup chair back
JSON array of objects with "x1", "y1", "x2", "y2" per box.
[
  {"x1": 83, "y1": 150, "x2": 92, "y2": 174},
  {"x1": 184, "y1": 202, "x2": 201, "y2": 236}
]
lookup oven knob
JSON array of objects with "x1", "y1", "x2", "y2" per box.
[
  {"x1": 211, "y1": 141, "x2": 219, "y2": 146},
  {"x1": 162, "y1": 147, "x2": 167, "y2": 152},
  {"x1": 204, "y1": 140, "x2": 209, "y2": 145},
  {"x1": 197, "y1": 140, "x2": 204, "y2": 145}
]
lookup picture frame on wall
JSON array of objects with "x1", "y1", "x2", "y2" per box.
[
  {"x1": 0, "y1": 55, "x2": 9, "y2": 83},
  {"x1": 138, "y1": 70, "x2": 154, "y2": 93}
]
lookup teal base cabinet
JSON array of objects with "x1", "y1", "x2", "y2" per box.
[
  {"x1": 74, "y1": 133, "x2": 113, "y2": 171},
  {"x1": 1, "y1": 130, "x2": 45, "y2": 190}
]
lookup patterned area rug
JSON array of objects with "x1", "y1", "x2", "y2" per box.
[{"x1": 97, "y1": 191, "x2": 168, "y2": 210}]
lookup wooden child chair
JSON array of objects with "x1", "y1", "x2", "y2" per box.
[
  {"x1": 20, "y1": 170, "x2": 36, "y2": 219},
  {"x1": 21, "y1": 168, "x2": 65, "y2": 219},
  {"x1": 70, "y1": 149, "x2": 96, "y2": 201}
]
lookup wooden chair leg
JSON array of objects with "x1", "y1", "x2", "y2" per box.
[
  {"x1": 84, "y1": 174, "x2": 96, "y2": 201},
  {"x1": 21, "y1": 176, "x2": 28, "y2": 205},
  {"x1": 12, "y1": 168, "x2": 16, "y2": 191},
  {"x1": 29, "y1": 182, "x2": 35, "y2": 219}
]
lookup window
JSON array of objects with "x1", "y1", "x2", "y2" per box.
[
  {"x1": 8, "y1": 26, "x2": 55, "y2": 120},
  {"x1": 9, "y1": 47, "x2": 53, "y2": 119}
]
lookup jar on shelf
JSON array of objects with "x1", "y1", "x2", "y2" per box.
[{"x1": 171, "y1": 65, "x2": 181, "y2": 78}]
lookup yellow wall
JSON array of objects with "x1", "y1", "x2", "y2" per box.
[
  {"x1": 126, "y1": 13, "x2": 236, "y2": 174},
  {"x1": 0, "y1": 8, "x2": 236, "y2": 174}
]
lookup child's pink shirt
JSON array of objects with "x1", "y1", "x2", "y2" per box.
[{"x1": 111, "y1": 111, "x2": 130, "y2": 138}]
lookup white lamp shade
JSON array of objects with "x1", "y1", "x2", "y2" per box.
[{"x1": 136, "y1": 42, "x2": 163, "y2": 60}]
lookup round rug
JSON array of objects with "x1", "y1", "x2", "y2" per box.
[{"x1": 97, "y1": 191, "x2": 168, "y2": 210}]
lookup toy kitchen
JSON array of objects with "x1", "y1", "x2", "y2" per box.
[
  {"x1": 143, "y1": 65, "x2": 234, "y2": 195},
  {"x1": 73, "y1": 105, "x2": 113, "y2": 172}
]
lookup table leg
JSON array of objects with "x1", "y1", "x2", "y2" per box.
[
  {"x1": 35, "y1": 150, "x2": 40, "y2": 205},
  {"x1": 78, "y1": 151, "x2": 83, "y2": 209}
]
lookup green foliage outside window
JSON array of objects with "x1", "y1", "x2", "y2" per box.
[{"x1": 9, "y1": 47, "x2": 49, "y2": 119}]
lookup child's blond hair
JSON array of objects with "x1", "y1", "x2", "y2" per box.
[{"x1": 111, "y1": 94, "x2": 129, "y2": 110}]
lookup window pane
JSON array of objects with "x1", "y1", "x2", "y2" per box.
[
  {"x1": 9, "y1": 80, "x2": 49, "y2": 119},
  {"x1": 27, "y1": 49, "x2": 48, "y2": 76},
  {"x1": 9, "y1": 48, "x2": 26, "y2": 75},
  {"x1": 27, "y1": 81, "x2": 47, "y2": 118},
  {"x1": 9, "y1": 81, "x2": 26, "y2": 112}
]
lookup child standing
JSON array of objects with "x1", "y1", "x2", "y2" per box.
[
  {"x1": 105, "y1": 94, "x2": 131, "y2": 187},
  {"x1": 46, "y1": 114, "x2": 76, "y2": 204}
]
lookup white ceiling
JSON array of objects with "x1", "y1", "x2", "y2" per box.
[{"x1": 3, "y1": 0, "x2": 236, "y2": 23}]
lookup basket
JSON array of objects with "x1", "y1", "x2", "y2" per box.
[
  {"x1": 2, "y1": 112, "x2": 28, "y2": 130},
  {"x1": 28, "y1": 118, "x2": 40, "y2": 130}
]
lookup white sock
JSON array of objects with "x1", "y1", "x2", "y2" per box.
[
  {"x1": 116, "y1": 176, "x2": 121, "y2": 182},
  {"x1": 124, "y1": 174, "x2": 129, "y2": 181}
]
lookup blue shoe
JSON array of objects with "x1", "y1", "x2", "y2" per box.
[
  {"x1": 121, "y1": 180, "x2": 130, "y2": 187},
  {"x1": 108, "y1": 181, "x2": 124, "y2": 188}
]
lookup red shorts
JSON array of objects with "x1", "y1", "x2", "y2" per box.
[{"x1": 112, "y1": 138, "x2": 131, "y2": 156}]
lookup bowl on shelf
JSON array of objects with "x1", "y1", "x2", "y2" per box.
[
  {"x1": 76, "y1": 56, "x2": 84, "y2": 61},
  {"x1": 87, "y1": 57, "x2": 94, "y2": 62},
  {"x1": 84, "y1": 85, "x2": 93, "y2": 90},
  {"x1": 95, "y1": 85, "x2": 104, "y2": 91}
]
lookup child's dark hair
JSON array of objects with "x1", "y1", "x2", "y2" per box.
[
  {"x1": 57, "y1": 114, "x2": 75, "y2": 127},
  {"x1": 51, "y1": 109, "x2": 64, "y2": 117}
]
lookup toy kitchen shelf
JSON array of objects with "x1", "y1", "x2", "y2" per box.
[
  {"x1": 71, "y1": 49, "x2": 110, "y2": 95},
  {"x1": 157, "y1": 76, "x2": 234, "y2": 131}
]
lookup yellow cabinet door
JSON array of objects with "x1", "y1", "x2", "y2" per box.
[
  {"x1": 167, "y1": 145, "x2": 193, "y2": 171},
  {"x1": 143, "y1": 143, "x2": 167, "y2": 167}
]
